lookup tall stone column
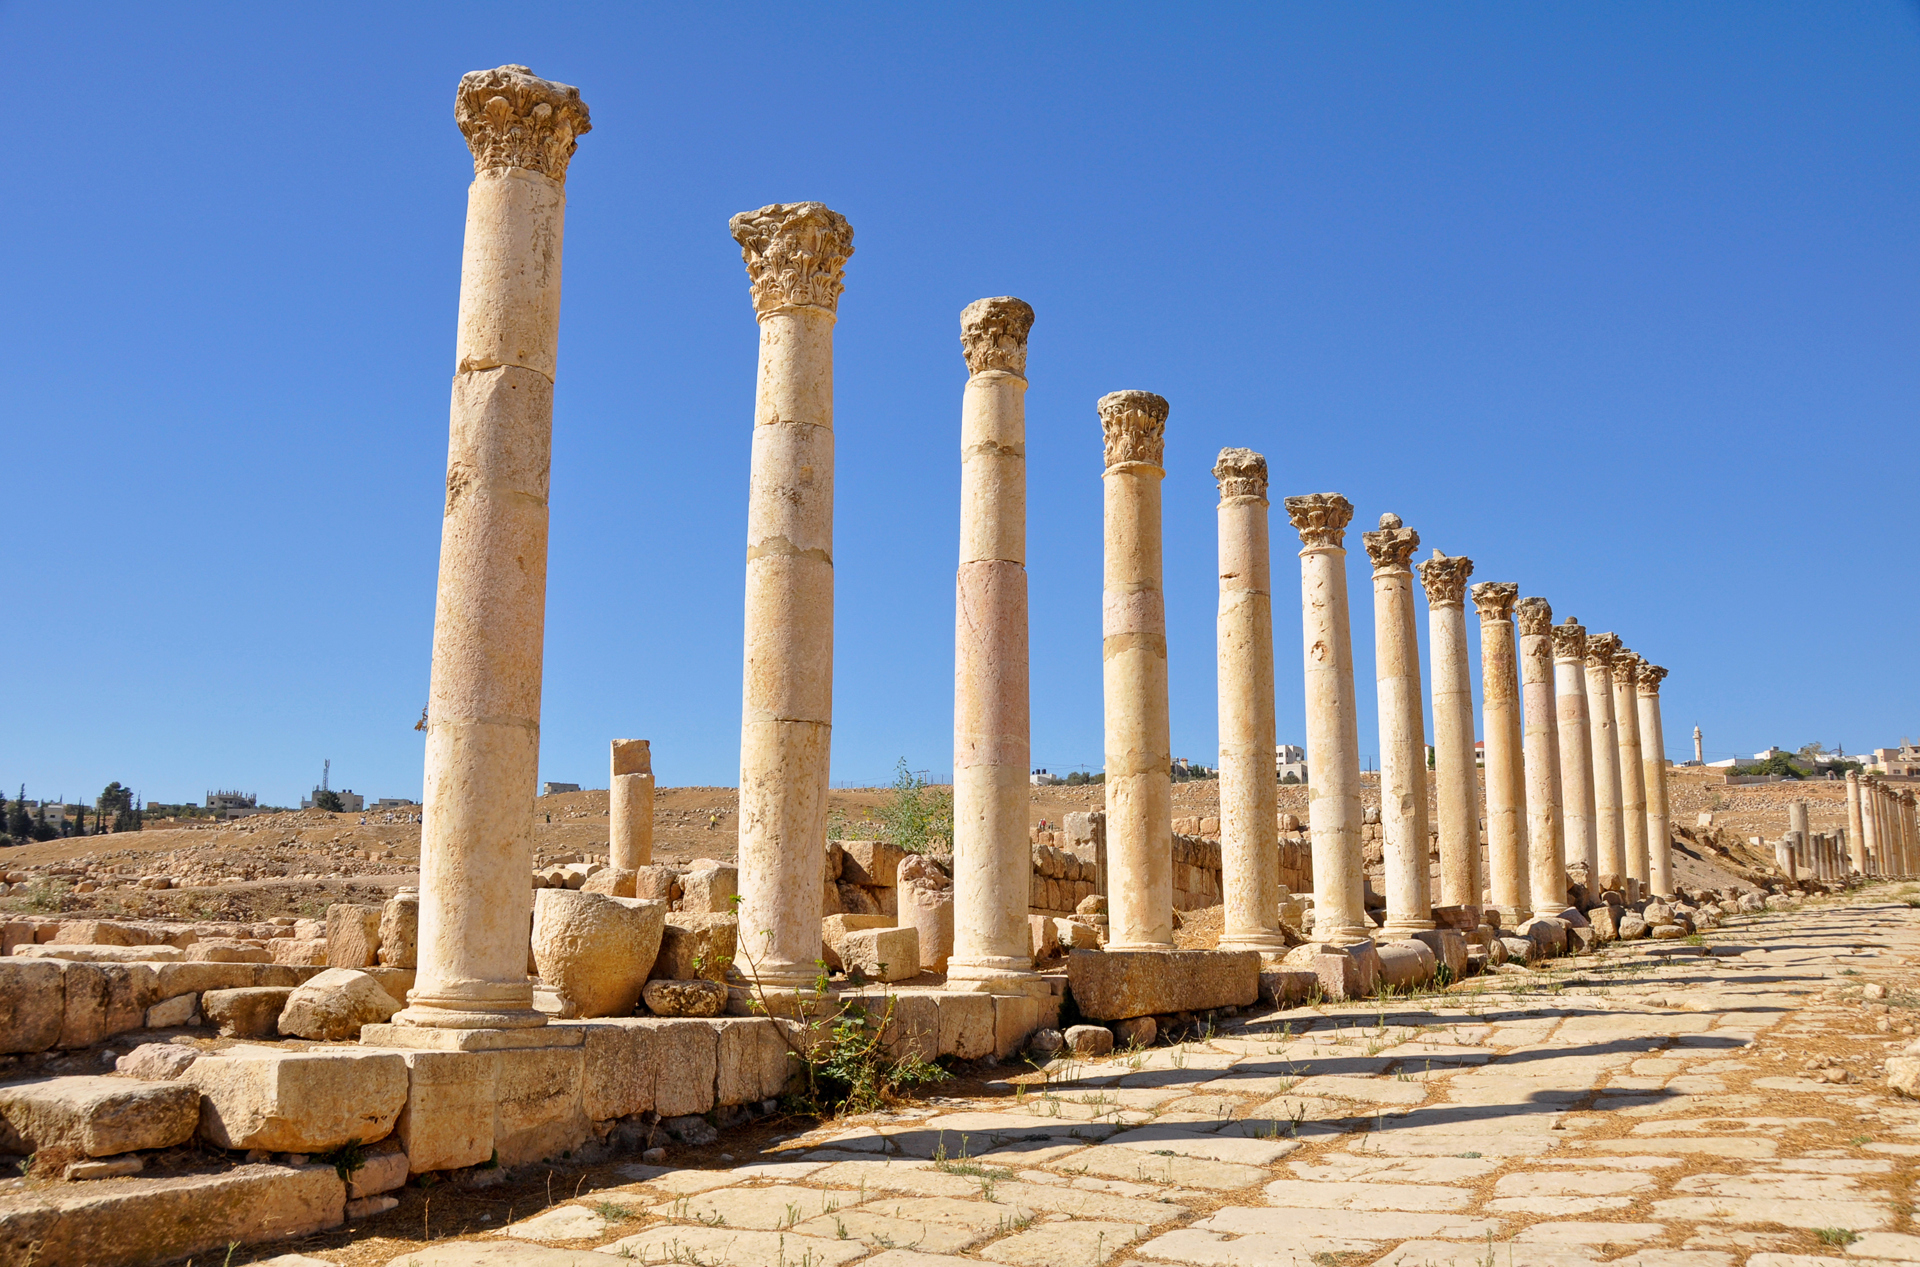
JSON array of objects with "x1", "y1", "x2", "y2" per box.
[
  {"x1": 948, "y1": 299, "x2": 1042, "y2": 995},
  {"x1": 731, "y1": 202, "x2": 854, "y2": 988},
  {"x1": 1288, "y1": 494, "x2": 1370, "y2": 946},
  {"x1": 1214, "y1": 449, "x2": 1287, "y2": 954},
  {"x1": 1100, "y1": 391, "x2": 1174, "y2": 951},
  {"x1": 1787, "y1": 800, "x2": 1810, "y2": 863},
  {"x1": 1365, "y1": 515, "x2": 1431, "y2": 936},
  {"x1": 1613, "y1": 651, "x2": 1649, "y2": 894},
  {"x1": 1474, "y1": 582, "x2": 1528, "y2": 923},
  {"x1": 609, "y1": 739, "x2": 654, "y2": 870},
  {"x1": 1906, "y1": 793, "x2": 1918, "y2": 878},
  {"x1": 1636, "y1": 664, "x2": 1672, "y2": 898},
  {"x1": 1847, "y1": 772, "x2": 1867, "y2": 874},
  {"x1": 1516, "y1": 597, "x2": 1566, "y2": 916},
  {"x1": 1585, "y1": 635, "x2": 1625, "y2": 893},
  {"x1": 398, "y1": 66, "x2": 589, "y2": 1031},
  {"x1": 1552, "y1": 618, "x2": 1597, "y2": 892},
  {"x1": 1861, "y1": 777, "x2": 1882, "y2": 876},
  {"x1": 1418, "y1": 551, "x2": 1480, "y2": 920}
]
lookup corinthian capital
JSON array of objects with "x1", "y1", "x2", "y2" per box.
[
  {"x1": 1417, "y1": 550, "x2": 1473, "y2": 607},
  {"x1": 1212, "y1": 448, "x2": 1267, "y2": 502},
  {"x1": 1551, "y1": 616, "x2": 1587, "y2": 659},
  {"x1": 1284, "y1": 493, "x2": 1353, "y2": 549},
  {"x1": 455, "y1": 65, "x2": 592, "y2": 181},
  {"x1": 960, "y1": 297, "x2": 1034, "y2": 376},
  {"x1": 729, "y1": 202, "x2": 855, "y2": 318},
  {"x1": 1515, "y1": 596, "x2": 1553, "y2": 637},
  {"x1": 1637, "y1": 663, "x2": 1668, "y2": 694},
  {"x1": 1586, "y1": 632, "x2": 1621, "y2": 668},
  {"x1": 1098, "y1": 391, "x2": 1168, "y2": 469},
  {"x1": 1614, "y1": 650, "x2": 1641, "y2": 685},
  {"x1": 1362, "y1": 514, "x2": 1420, "y2": 573},
  {"x1": 1470, "y1": 581, "x2": 1519, "y2": 623}
]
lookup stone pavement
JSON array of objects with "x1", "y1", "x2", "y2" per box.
[{"x1": 354, "y1": 890, "x2": 1920, "y2": 1267}]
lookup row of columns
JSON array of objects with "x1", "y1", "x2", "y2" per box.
[{"x1": 1847, "y1": 773, "x2": 1919, "y2": 879}]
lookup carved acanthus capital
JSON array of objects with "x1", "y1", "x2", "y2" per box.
[
  {"x1": 1586, "y1": 632, "x2": 1621, "y2": 668},
  {"x1": 1637, "y1": 663, "x2": 1668, "y2": 694},
  {"x1": 729, "y1": 202, "x2": 855, "y2": 318},
  {"x1": 1284, "y1": 493, "x2": 1354, "y2": 549},
  {"x1": 1212, "y1": 447, "x2": 1267, "y2": 502},
  {"x1": 960, "y1": 297, "x2": 1034, "y2": 376},
  {"x1": 1362, "y1": 513, "x2": 1420, "y2": 573},
  {"x1": 1515, "y1": 596, "x2": 1554, "y2": 637},
  {"x1": 1470, "y1": 581, "x2": 1519, "y2": 623},
  {"x1": 1614, "y1": 651, "x2": 1641, "y2": 685},
  {"x1": 1098, "y1": 391, "x2": 1168, "y2": 469},
  {"x1": 1417, "y1": 550, "x2": 1474, "y2": 607},
  {"x1": 1551, "y1": 616, "x2": 1587, "y2": 660},
  {"x1": 455, "y1": 65, "x2": 591, "y2": 181}
]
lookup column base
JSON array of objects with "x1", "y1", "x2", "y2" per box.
[
  {"x1": 1381, "y1": 916, "x2": 1437, "y2": 937},
  {"x1": 394, "y1": 980, "x2": 546, "y2": 1031},
  {"x1": 945, "y1": 958, "x2": 1051, "y2": 998},
  {"x1": 1104, "y1": 938, "x2": 1178, "y2": 952},
  {"x1": 1217, "y1": 931, "x2": 1292, "y2": 954}
]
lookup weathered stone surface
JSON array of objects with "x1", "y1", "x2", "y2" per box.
[
  {"x1": 58, "y1": 962, "x2": 153, "y2": 1048},
  {"x1": 1617, "y1": 911, "x2": 1650, "y2": 939},
  {"x1": 1886, "y1": 1055, "x2": 1920, "y2": 1097},
  {"x1": 842, "y1": 926, "x2": 920, "y2": 982},
  {"x1": 116, "y1": 1042, "x2": 199, "y2": 1080},
  {"x1": 642, "y1": 978, "x2": 728, "y2": 1017},
  {"x1": 579, "y1": 867, "x2": 635, "y2": 897},
  {"x1": 632, "y1": 865, "x2": 683, "y2": 903},
  {"x1": 0, "y1": 960, "x2": 65, "y2": 1054},
  {"x1": 681, "y1": 862, "x2": 738, "y2": 913},
  {"x1": 144, "y1": 991, "x2": 198, "y2": 1028},
  {"x1": 1114, "y1": 1015, "x2": 1157, "y2": 1047},
  {"x1": 552, "y1": 1018, "x2": 655, "y2": 1122},
  {"x1": 0, "y1": 1076, "x2": 199, "y2": 1160},
  {"x1": 1377, "y1": 939, "x2": 1438, "y2": 990},
  {"x1": 840, "y1": 840, "x2": 907, "y2": 888},
  {"x1": 186, "y1": 939, "x2": 274, "y2": 963},
  {"x1": 377, "y1": 891, "x2": 419, "y2": 968},
  {"x1": 901, "y1": 876, "x2": 955, "y2": 972},
  {"x1": 325, "y1": 904, "x2": 383, "y2": 969},
  {"x1": 716, "y1": 1017, "x2": 795, "y2": 1105},
  {"x1": 651, "y1": 1019, "x2": 719, "y2": 1118},
  {"x1": 392, "y1": 1048, "x2": 494, "y2": 1173},
  {"x1": 204, "y1": 986, "x2": 294, "y2": 1038},
  {"x1": 184, "y1": 1046, "x2": 408, "y2": 1152},
  {"x1": 278, "y1": 968, "x2": 401, "y2": 1040},
  {"x1": 531, "y1": 890, "x2": 666, "y2": 1019},
  {"x1": 17, "y1": 943, "x2": 181, "y2": 963},
  {"x1": 487, "y1": 1044, "x2": 588, "y2": 1167},
  {"x1": 1067, "y1": 948, "x2": 1259, "y2": 1019},
  {"x1": 822, "y1": 913, "x2": 892, "y2": 970},
  {"x1": 650, "y1": 913, "x2": 736, "y2": 982},
  {"x1": 1065, "y1": 1023, "x2": 1115, "y2": 1056},
  {"x1": 271, "y1": 938, "x2": 329, "y2": 967},
  {"x1": 364, "y1": 965, "x2": 417, "y2": 1008}
]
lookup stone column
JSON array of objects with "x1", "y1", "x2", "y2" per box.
[
  {"x1": 1418, "y1": 551, "x2": 1480, "y2": 920},
  {"x1": 609, "y1": 739, "x2": 654, "y2": 870},
  {"x1": 1214, "y1": 449, "x2": 1287, "y2": 954},
  {"x1": 1288, "y1": 493, "x2": 1370, "y2": 946},
  {"x1": 1861, "y1": 778, "x2": 1882, "y2": 876},
  {"x1": 1474, "y1": 582, "x2": 1528, "y2": 924},
  {"x1": 1100, "y1": 391, "x2": 1174, "y2": 951},
  {"x1": 1365, "y1": 515, "x2": 1431, "y2": 936},
  {"x1": 1787, "y1": 799, "x2": 1810, "y2": 866},
  {"x1": 398, "y1": 66, "x2": 590, "y2": 1032},
  {"x1": 1847, "y1": 771, "x2": 1867, "y2": 874},
  {"x1": 730, "y1": 202, "x2": 854, "y2": 988},
  {"x1": 1906, "y1": 793, "x2": 1918, "y2": 878},
  {"x1": 1774, "y1": 835, "x2": 1795, "y2": 881},
  {"x1": 1637, "y1": 664, "x2": 1672, "y2": 898},
  {"x1": 1585, "y1": 634, "x2": 1625, "y2": 893},
  {"x1": 1552, "y1": 618, "x2": 1597, "y2": 893},
  {"x1": 948, "y1": 298, "x2": 1041, "y2": 994},
  {"x1": 1516, "y1": 597, "x2": 1566, "y2": 917},
  {"x1": 1613, "y1": 651, "x2": 1649, "y2": 895}
]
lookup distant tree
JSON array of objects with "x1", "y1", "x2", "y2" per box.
[
  {"x1": 1733, "y1": 753, "x2": 1804, "y2": 780},
  {"x1": 312, "y1": 789, "x2": 345, "y2": 813},
  {"x1": 30, "y1": 804, "x2": 57, "y2": 842},
  {"x1": 1797, "y1": 741, "x2": 1830, "y2": 761},
  {"x1": 1281, "y1": 772, "x2": 1300, "y2": 785},
  {"x1": 6, "y1": 787, "x2": 30, "y2": 840}
]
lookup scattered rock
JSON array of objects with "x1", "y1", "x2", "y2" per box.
[
  {"x1": 1028, "y1": 1027, "x2": 1064, "y2": 1058},
  {"x1": 277, "y1": 968, "x2": 400, "y2": 1041},
  {"x1": 641, "y1": 978, "x2": 728, "y2": 1018},
  {"x1": 203, "y1": 987, "x2": 294, "y2": 1039},
  {"x1": 1114, "y1": 1016, "x2": 1157, "y2": 1048},
  {"x1": 662, "y1": 1114, "x2": 717, "y2": 1145},
  {"x1": 1065, "y1": 1024, "x2": 1114, "y2": 1057},
  {"x1": 116, "y1": 1043, "x2": 199, "y2": 1081}
]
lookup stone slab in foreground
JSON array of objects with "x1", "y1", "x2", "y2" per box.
[{"x1": 1066, "y1": 948, "x2": 1259, "y2": 1019}]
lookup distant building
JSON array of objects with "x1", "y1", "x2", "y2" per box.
[
  {"x1": 374, "y1": 798, "x2": 415, "y2": 809},
  {"x1": 300, "y1": 788, "x2": 365, "y2": 811},
  {"x1": 1872, "y1": 743, "x2": 1920, "y2": 777},
  {"x1": 205, "y1": 790, "x2": 261, "y2": 820},
  {"x1": 1030, "y1": 768, "x2": 1063, "y2": 787},
  {"x1": 541, "y1": 782, "x2": 581, "y2": 796},
  {"x1": 1275, "y1": 744, "x2": 1308, "y2": 784}
]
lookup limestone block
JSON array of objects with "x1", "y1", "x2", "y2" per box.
[
  {"x1": 717, "y1": 1017, "x2": 795, "y2": 1105},
  {"x1": 50, "y1": 920, "x2": 147, "y2": 947},
  {"x1": 1065, "y1": 1024, "x2": 1114, "y2": 1057},
  {"x1": 1411, "y1": 929, "x2": 1468, "y2": 980},
  {"x1": 836, "y1": 881, "x2": 882, "y2": 916},
  {"x1": 901, "y1": 884, "x2": 954, "y2": 972},
  {"x1": 186, "y1": 939, "x2": 273, "y2": 964},
  {"x1": 1651, "y1": 923, "x2": 1689, "y2": 940},
  {"x1": 1280, "y1": 943, "x2": 1381, "y2": 1002},
  {"x1": 15, "y1": 943, "x2": 178, "y2": 964},
  {"x1": 642, "y1": 979, "x2": 728, "y2": 1017},
  {"x1": 1058, "y1": 918, "x2": 1101, "y2": 950},
  {"x1": 272, "y1": 939, "x2": 330, "y2": 967},
  {"x1": 0, "y1": 960, "x2": 65, "y2": 1054},
  {"x1": 347, "y1": 1147, "x2": 409, "y2": 1198},
  {"x1": 865, "y1": 989, "x2": 940, "y2": 1063},
  {"x1": 632, "y1": 865, "x2": 683, "y2": 903},
  {"x1": 1886, "y1": 1056, "x2": 1920, "y2": 1098},
  {"x1": 682, "y1": 863, "x2": 739, "y2": 914},
  {"x1": 0, "y1": 921, "x2": 35, "y2": 955},
  {"x1": 824, "y1": 840, "x2": 845, "y2": 883},
  {"x1": 185, "y1": 1047, "x2": 407, "y2": 1152},
  {"x1": 840, "y1": 840, "x2": 906, "y2": 888},
  {"x1": 57, "y1": 963, "x2": 152, "y2": 1048},
  {"x1": 551, "y1": 1019, "x2": 656, "y2": 1122},
  {"x1": 1258, "y1": 968, "x2": 1321, "y2": 1006},
  {"x1": 650, "y1": 1019, "x2": 719, "y2": 1118},
  {"x1": 1376, "y1": 940, "x2": 1438, "y2": 992},
  {"x1": 1498, "y1": 935, "x2": 1538, "y2": 963},
  {"x1": 1643, "y1": 901, "x2": 1677, "y2": 927},
  {"x1": 531, "y1": 890, "x2": 667, "y2": 1019},
  {"x1": 841, "y1": 927, "x2": 920, "y2": 982},
  {"x1": 1515, "y1": 917, "x2": 1569, "y2": 958},
  {"x1": 820, "y1": 881, "x2": 846, "y2": 917},
  {"x1": 486, "y1": 1045, "x2": 588, "y2": 1167},
  {"x1": 651, "y1": 913, "x2": 737, "y2": 983},
  {"x1": 153, "y1": 961, "x2": 305, "y2": 998},
  {"x1": 145, "y1": 992, "x2": 198, "y2": 1029},
  {"x1": 278, "y1": 968, "x2": 401, "y2": 1041},
  {"x1": 936, "y1": 991, "x2": 995, "y2": 1061},
  {"x1": 117, "y1": 1043, "x2": 198, "y2": 1080},
  {"x1": 1586, "y1": 905, "x2": 1619, "y2": 941},
  {"x1": 581, "y1": 867, "x2": 636, "y2": 898},
  {"x1": 822, "y1": 913, "x2": 892, "y2": 971},
  {"x1": 1617, "y1": 912, "x2": 1651, "y2": 939},
  {"x1": 324, "y1": 905, "x2": 382, "y2": 969},
  {"x1": 377, "y1": 892, "x2": 419, "y2": 969},
  {"x1": 392, "y1": 1050, "x2": 494, "y2": 1173},
  {"x1": 204, "y1": 987, "x2": 294, "y2": 1039},
  {"x1": 992, "y1": 992, "x2": 1060, "y2": 1059},
  {"x1": 1068, "y1": 949, "x2": 1259, "y2": 1020},
  {"x1": 364, "y1": 966, "x2": 417, "y2": 1009},
  {"x1": 1029, "y1": 914, "x2": 1060, "y2": 960},
  {"x1": 0, "y1": 1076, "x2": 199, "y2": 1160}
]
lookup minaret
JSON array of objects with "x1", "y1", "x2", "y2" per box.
[{"x1": 1693, "y1": 725, "x2": 1703, "y2": 766}]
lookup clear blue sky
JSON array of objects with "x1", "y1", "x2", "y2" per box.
[{"x1": 4, "y1": 4, "x2": 1916, "y2": 807}]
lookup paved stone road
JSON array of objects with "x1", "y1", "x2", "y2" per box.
[{"x1": 363, "y1": 889, "x2": 1920, "y2": 1267}]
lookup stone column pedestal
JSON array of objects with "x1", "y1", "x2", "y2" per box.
[
  {"x1": 1366, "y1": 515, "x2": 1432, "y2": 936},
  {"x1": 1100, "y1": 391, "x2": 1174, "y2": 951},
  {"x1": 1214, "y1": 450, "x2": 1287, "y2": 954},
  {"x1": 609, "y1": 739, "x2": 654, "y2": 871},
  {"x1": 1552, "y1": 618, "x2": 1597, "y2": 895},
  {"x1": 730, "y1": 202, "x2": 854, "y2": 988},
  {"x1": 1517, "y1": 597, "x2": 1566, "y2": 916},
  {"x1": 398, "y1": 66, "x2": 590, "y2": 1032},
  {"x1": 1636, "y1": 664, "x2": 1671, "y2": 898},
  {"x1": 1474, "y1": 582, "x2": 1527, "y2": 924},
  {"x1": 1419, "y1": 551, "x2": 1480, "y2": 923},
  {"x1": 947, "y1": 297, "x2": 1045, "y2": 996},
  {"x1": 1613, "y1": 651, "x2": 1649, "y2": 891}
]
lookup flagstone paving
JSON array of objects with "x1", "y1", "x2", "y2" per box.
[{"x1": 349, "y1": 890, "x2": 1920, "y2": 1267}]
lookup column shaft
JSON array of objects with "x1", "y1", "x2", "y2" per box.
[
  {"x1": 1637, "y1": 666, "x2": 1671, "y2": 897},
  {"x1": 1517, "y1": 598, "x2": 1565, "y2": 917},
  {"x1": 1585, "y1": 637, "x2": 1625, "y2": 892},
  {"x1": 1613, "y1": 654, "x2": 1649, "y2": 891},
  {"x1": 1862, "y1": 780, "x2": 1881, "y2": 874},
  {"x1": 1475, "y1": 582, "x2": 1528, "y2": 923},
  {"x1": 1366, "y1": 516, "x2": 1431, "y2": 935},
  {"x1": 609, "y1": 739, "x2": 654, "y2": 870},
  {"x1": 1846, "y1": 773, "x2": 1867, "y2": 874},
  {"x1": 1419, "y1": 553, "x2": 1480, "y2": 918},
  {"x1": 1552, "y1": 619, "x2": 1597, "y2": 892}
]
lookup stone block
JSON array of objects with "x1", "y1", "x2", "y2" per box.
[
  {"x1": 377, "y1": 891, "x2": 419, "y2": 968},
  {"x1": 0, "y1": 1163, "x2": 345, "y2": 1267},
  {"x1": 325, "y1": 905, "x2": 382, "y2": 969},
  {"x1": 57, "y1": 963, "x2": 152, "y2": 1048},
  {"x1": 117, "y1": 1043, "x2": 199, "y2": 1080},
  {"x1": 1411, "y1": 929, "x2": 1468, "y2": 980},
  {"x1": 867, "y1": 988, "x2": 941, "y2": 1063},
  {"x1": 50, "y1": 920, "x2": 145, "y2": 947},
  {"x1": 1029, "y1": 914, "x2": 1060, "y2": 960},
  {"x1": 154, "y1": 961, "x2": 306, "y2": 998},
  {"x1": 0, "y1": 1076, "x2": 199, "y2": 1160},
  {"x1": 642, "y1": 979, "x2": 728, "y2": 1017},
  {"x1": 716, "y1": 1017, "x2": 794, "y2": 1105},
  {"x1": 836, "y1": 881, "x2": 882, "y2": 915},
  {"x1": 650, "y1": 1019, "x2": 719, "y2": 1118},
  {"x1": 15, "y1": 943, "x2": 179, "y2": 964},
  {"x1": 347, "y1": 1146, "x2": 409, "y2": 1198},
  {"x1": 581, "y1": 867, "x2": 636, "y2": 897},
  {"x1": 1651, "y1": 923, "x2": 1689, "y2": 940},
  {"x1": 822, "y1": 913, "x2": 892, "y2": 971},
  {"x1": 1280, "y1": 943, "x2": 1381, "y2": 1002},
  {"x1": 936, "y1": 990, "x2": 995, "y2": 1060},
  {"x1": 681, "y1": 863, "x2": 739, "y2": 914},
  {"x1": 277, "y1": 968, "x2": 400, "y2": 1040},
  {"x1": 632, "y1": 865, "x2": 683, "y2": 903},
  {"x1": 1065, "y1": 1024, "x2": 1114, "y2": 1057},
  {"x1": 840, "y1": 840, "x2": 906, "y2": 888},
  {"x1": 186, "y1": 939, "x2": 273, "y2": 963},
  {"x1": 650, "y1": 913, "x2": 737, "y2": 983},
  {"x1": 392, "y1": 1049, "x2": 494, "y2": 1173},
  {"x1": 1617, "y1": 912, "x2": 1651, "y2": 939},
  {"x1": 553, "y1": 1018, "x2": 656, "y2": 1122},
  {"x1": 1887, "y1": 1056, "x2": 1920, "y2": 1098},
  {"x1": 1498, "y1": 935, "x2": 1538, "y2": 963},
  {"x1": 1586, "y1": 905, "x2": 1619, "y2": 941},
  {"x1": 901, "y1": 884, "x2": 954, "y2": 972},
  {"x1": 145, "y1": 992, "x2": 198, "y2": 1029},
  {"x1": 0, "y1": 921, "x2": 35, "y2": 956},
  {"x1": 1067, "y1": 948, "x2": 1260, "y2": 1020},
  {"x1": 841, "y1": 926, "x2": 920, "y2": 982},
  {"x1": 1258, "y1": 968, "x2": 1321, "y2": 1006},
  {"x1": 364, "y1": 966, "x2": 416, "y2": 1008},
  {"x1": 531, "y1": 890, "x2": 667, "y2": 1019},
  {"x1": 1516, "y1": 916, "x2": 1569, "y2": 957},
  {"x1": 272, "y1": 939, "x2": 329, "y2": 967},
  {"x1": 185, "y1": 1047, "x2": 407, "y2": 1152},
  {"x1": 486, "y1": 1045, "x2": 587, "y2": 1167},
  {"x1": 1431, "y1": 905, "x2": 1479, "y2": 931},
  {"x1": 0, "y1": 960, "x2": 65, "y2": 1054},
  {"x1": 992, "y1": 991, "x2": 1060, "y2": 1058},
  {"x1": 1376, "y1": 939, "x2": 1438, "y2": 991},
  {"x1": 204, "y1": 987, "x2": 294, "y2": 1038}
]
